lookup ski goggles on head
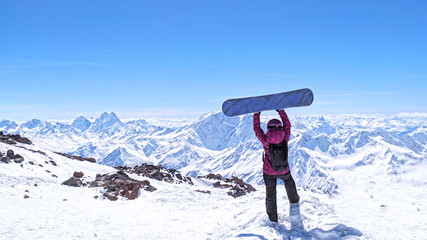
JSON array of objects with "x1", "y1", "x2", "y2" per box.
[{"x1": 267, "y1": 126, "x2": 283, "y2": 130}]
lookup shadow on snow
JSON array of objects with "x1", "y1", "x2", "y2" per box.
[
  {"x1": 237, "y1": 203, "x2": 362, "y2": 240},
  {"x1": 236, "y1": 233, "x2": 269, "y2": 240}
]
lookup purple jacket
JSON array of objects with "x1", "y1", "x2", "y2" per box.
[{"x1": 253, "y1": 110, "x2": 291, "y2": 175}]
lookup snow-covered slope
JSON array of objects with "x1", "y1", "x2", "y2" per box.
[
  {"x1": 1, "y1": 137, "x2": 426, "y2": 239},
  {"x1": 1, "y1": 111, "x2": 426, "y2": 239}
]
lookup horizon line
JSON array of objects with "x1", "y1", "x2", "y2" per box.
[{"x1": 2, "y1": 111, "x2": 427, "y2": 124}]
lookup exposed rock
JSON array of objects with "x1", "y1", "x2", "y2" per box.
[
  {"x1": 227, "y1": 176, "x2": 257, "y2": 193},
  {"x1": 0, "y1": 136, "x2": 16, "y2": 144},
  {"x1": 55, "y1": 152, "x2": 96, "y2": 163},
  {"x1": 16, "y1": 137, "x2": 32, "y2": 144},
  {"x1": 196, "y1": 190, "x2": 211, "y2": 194},
  {"x1": 24, "y1": 195, "x2": 30, "y2": 199},
  {"x1": 61, "y1": 177, "x2": 83, "y2": 187},
  {"x1": 20, "y1": 147, "x2": 47, "y2": 156},
  {"x1": 103, "y1": 192, "x2": 118, "y2": 201},
  {"x1": 0, "y1": 133, "x2": 32, "y2": 145},
  {"x1": 3, "y1": 150, "x2": 25, "y2": 164},
  {"x1": 73, "y1": 171, "x2": 84, "y2": 178},
  {"x1": 115, "y1": 163, "x2": 194, "y2": 185},
  {"x1": 120, "y1": 182, "x2": 139, "y2": 200},
  {"x1": 86, "y1": 157, "x2": 96, "y2": 163},
  {"x1": 89, "y1": 171, "x2": 157, "y2": 201},
  {"x1": 1, "y1": 157, "x2": 10, "y2": 163},
  {"x1": 198, "y1": 174, "x2": 256, "y2": 198},
  {"x1": 7, "y1": 150, "x2": 14, "y2": 157},
  {"x1": 198, "y1": 173, "x2": 224, "y2": 181},
  {"x1": 141, "y1": 183, "x2": 157, "y2": 192},
  {"x1": 13, "y1": 155, "x2": 24, "y2": 164},
  {"x1": 49, "y1": 160, "x2": 57, "y2": 166},
  {"x1": 0, "y1": 152, "x2": 2, "y2": 158},
  {"x1": 89, "y1": 180, "x2": 106, "y2": 188},
  {"x1": 149, "y1": 170, "x2": 162, "y2": 181},
  {"x1": 228, "y1": 185, "x2": 247, "y2": 198},
  {"x1": 213, "y1": 181, "x2": 233, "y2": 189}
]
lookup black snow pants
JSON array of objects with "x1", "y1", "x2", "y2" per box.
[{"x1": 263, "y1": 173, "x2": 300, "y2": 222}]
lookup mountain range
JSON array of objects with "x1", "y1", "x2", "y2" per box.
[{"x1": 1, "y1": 112, "x2": 426, "y2": 194}]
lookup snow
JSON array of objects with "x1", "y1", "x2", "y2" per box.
[
  {"x1": 1, "y1": 112, "x2": 427, "y2": 239},
  {"x1": 71, "y1": 116, "x2": 92, "y2": 132},
  {"x1": 0, "y1": 144, "x2": 364, "y2": 239}
]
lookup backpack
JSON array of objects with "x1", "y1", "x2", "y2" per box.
[{"x1": 268, "y1": 140, "x2": 289, "y2": 172}]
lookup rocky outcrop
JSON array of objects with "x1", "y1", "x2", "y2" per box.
[
  {"x1": 0, "y1": 149, "x2": 25, "y2": 164},
  {"x1": 21, "y1": 147, "x2": 47, "y2": 156},
  {"x1": 55, "y1": 152, "x2": 96, "y2": 163},
  {"x1": 198, "y1": 174, "x2": 256, "y2": 198},
  {"x1": 115, "y1": 163, "x2": 194, "y2": 185},
  {"x1": 0, "y1": 132, "x2": 32, "y2": 145},
  {"x1": 73, "y1": 171, "x2": 84, "y2": 178},
  {"x1": 89, "y1": 171, "x2": 157, "y2": 201},
  {"x1": 61, "y1": 177, "x2": 83, "y2": 187},
  {"x1": 195, "y1": 190, "x2": 211, "y2": 194},
  {"x1": 201, "y1": 173, "x2": 224, "y2": 181},
  {"x1": 1, "y1": 156, "x2": 10, "y2": 163}
]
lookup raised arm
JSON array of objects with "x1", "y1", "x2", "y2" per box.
[
  {"x1": 253, "y1": 112, "x2": 267, "y2": 143},
  {"x1": 278, "y1": 110, "x2": 291, "y2": 142}
]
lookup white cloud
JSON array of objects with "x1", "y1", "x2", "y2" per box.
[{"x1": 396, "y1": 112, "x2": 427, "y2": 118}]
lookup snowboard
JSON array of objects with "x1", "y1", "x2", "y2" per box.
[{"x1": 222, "y1": 88, "x2": 314, "y2": 117}]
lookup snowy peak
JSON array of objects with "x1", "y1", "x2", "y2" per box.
[
  {"x1": 309, "y1": 116, "x2": 335, "y2": 134},
  {"x1": 89, "y1": 112, "x2": 122, "y2": 132},
  {"x1": 21, "y1": 119, "x2": 43, "y2": 130},
  {"x1": 192, "y1": 111, "x2": 241, "y2": 150},
  {"x1": 71, "y1": 116, "x2": 91, "y2": 132},
  {"x1": 0, "y1": 120, "x2": 18, "y2": 132}
]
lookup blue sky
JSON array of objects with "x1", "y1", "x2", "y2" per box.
[{"x1": 1, "y1": 0, "x2": 426, "y2": 121}]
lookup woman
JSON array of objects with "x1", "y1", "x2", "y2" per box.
[{"x1": 253, "y1": 109, "x2": 300, "y2": 223}]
